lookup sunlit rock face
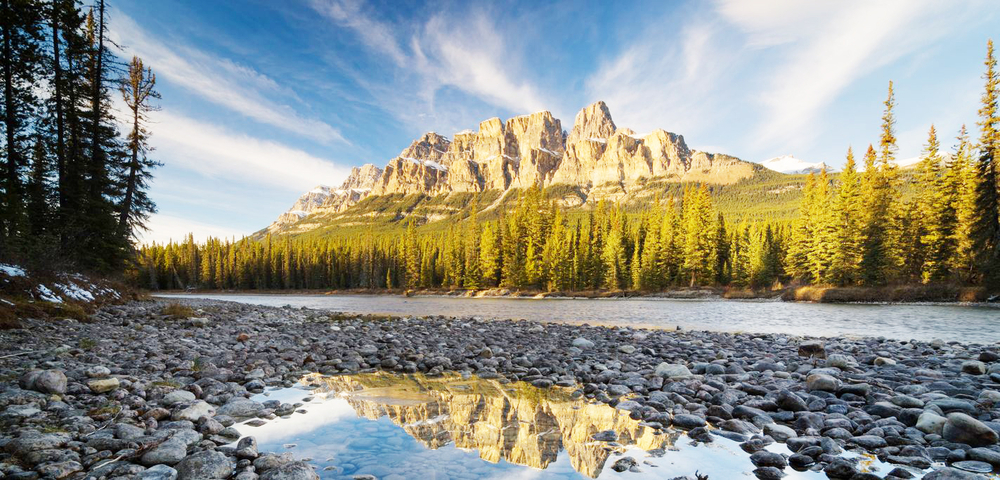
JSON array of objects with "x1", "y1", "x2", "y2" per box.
[
  {"x1": 265, "y1": 101, "x2": 762, "y2": 233},
  {"x1": 302, "y1": 372, "x2": 676, "y2": 478}
]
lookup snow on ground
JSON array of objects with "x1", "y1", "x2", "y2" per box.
[
  {"x1": 56, "y1": 283, "x2": 95, "y2": 302},
  {"x1": 0, "y1": 264, "x2": 26, "y2": 277},
  {"x1": 36, "y1": 285, "x2": 62, "y2": 303}
]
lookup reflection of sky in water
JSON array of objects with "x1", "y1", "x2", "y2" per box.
[{"x1": 234, "y1": 376, "x2": 925, "y2": 480}]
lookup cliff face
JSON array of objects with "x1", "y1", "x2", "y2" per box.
[
  {"x1": 265, "y1": 165, "x2": 383, "y2": 234},
  {"x1": 267, "y1": 101, "x2": 762, "y2": 231},
  {"x1": 303, "y1": 372, "x2": 675, "y2": 478}
]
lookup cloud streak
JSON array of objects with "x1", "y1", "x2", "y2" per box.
[
  {"x1": 108, "y1": 10, "x2": 347, "y2": 144},
  {"x1": 718, "y1": 0, "x2": 956, "y2": 151},
  {"x1": 310, "y1": 0, "x2": 548, "y2": 133},
  {"x1": 152, "y1": 110, "x2": 350, "y2": 192}
]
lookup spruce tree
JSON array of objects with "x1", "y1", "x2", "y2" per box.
[
  {"x1": 973, "y1": 39, "x2": 1000, "y2": 286},
  {"x1": 830, "y1": 148, "x2": 862, "y2": 285}
]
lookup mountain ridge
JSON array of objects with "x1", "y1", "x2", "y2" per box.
[{"x1": 266, "y1": 101, "x2": 770, "y2": 234}]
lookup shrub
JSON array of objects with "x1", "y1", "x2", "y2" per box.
[{"x1": 162, "y1": 303, "x2": 195, "y2": 319}]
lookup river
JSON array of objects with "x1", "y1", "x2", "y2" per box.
[{"x1": 156, "y1": 293, "x2": 999, "y2": 343}]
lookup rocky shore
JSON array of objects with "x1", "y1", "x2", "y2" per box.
[{"x1": 1, "y1": 299, "x2": 999, "y2": 479}]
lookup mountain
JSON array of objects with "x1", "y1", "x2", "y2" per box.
[
  {"x1": 265, "y1": 164, "x2": 382, "y2": 234},
  {"x1": 761, "y1": 155, "x2": 835, "y2": 174},
  {"x1": 263, "y1": 101, "x2": 775, "y2": 235}
]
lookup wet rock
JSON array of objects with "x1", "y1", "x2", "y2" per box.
[
  {"x1": 923, "y1": 467, "x2": 990, "y2": 479},
  {"x1": 236, "y1": 436, "x2": 259, "y2": 459},
  {"x1": 611, "y1": 456, "x2": 637, "y2": 472},
  {"x1": 258, "y1": 461, "x2": 319, "y2": 480},
  {"x1": 750, "y1": 450, "x2": 786, "y2": 468},
  {"x1": 672, "y1": 414, "x2": 706, "y2": 430},
  {"x1": 217, "y1": 398, "x2": 265, "y2": 417},
  {"x1": 943, "y1": 413, "x2": 999, "y2": 447},
  {"x1": 752, "y1": 466, "x2": 785, "y2": 480}
]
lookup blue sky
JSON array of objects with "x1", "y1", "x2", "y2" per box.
[{"x1": 107, "y1": 0, "x2": 998, "y2": 244}]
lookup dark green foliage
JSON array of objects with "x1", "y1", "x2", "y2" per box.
[{"x1": 1, "y1": 0, "x2": 159, "y2": 272}]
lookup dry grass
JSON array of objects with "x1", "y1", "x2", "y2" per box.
[
  {"x1": 782, "y1": 284, "x2": 978, "y2": 303},
  {"x1": 0, "y1": 305, "x2": 20, "y2": 330},
  {"x1": 162, "y1": 302, "x2": 195, "y2": 319}
]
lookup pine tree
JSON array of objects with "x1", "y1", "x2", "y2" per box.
[
  {"x1": 830, "y1": 148, "x2": 862, "y2": 285},
  {"x1": 973, "y1": 39, "x2": 1000, "y2": 286},
  {"x1": 917, "y1": 125, "x2": 957, "y2": 282},
  {"x1": 951, "y1": 126, "x2": 978, "y2": 280},
  {"x1": 786, "y1": 173, "x2": 815, "y2": 282},
  {"x1": 1, "y1": 0, "x2": 45, "y2": 256},
  {"x1": 118, "y1": 55, "x2": 160, "y2": 240}
]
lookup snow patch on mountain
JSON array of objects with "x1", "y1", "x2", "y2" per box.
[{"x1": 760, "y1": 155, "x2": 835, "y2": 174}]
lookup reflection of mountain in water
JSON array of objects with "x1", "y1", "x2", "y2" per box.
[{"x1": 302, "y1": 372, "x2": 678, "y2": 478}]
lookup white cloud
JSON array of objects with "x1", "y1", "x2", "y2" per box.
[
  {"x1": 585, "y1": 21, "x2": 733, "y2": 140},
  {"x1": 310, "y1": 0, "x2": 548, "y2": 130},
  {"x1": 152, "y1": 110, "x2": 351, "y2": 192},
  {"x1": 138, "y1": 213, "x2": 246, "y2": 245},
  {"x1": 716, "y1": 0, "x2": 960, "y2": 151},
  {"x1": 108, "y1": 11, "x2": 346, "y2": 144}
]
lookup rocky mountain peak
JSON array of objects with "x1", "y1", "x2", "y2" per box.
[
  {"x1": 567, "y1": 101, "x2": 616, "y2": 145},
  {"x1": 339, "y1": 164, "x2": 383, "y2": 191}
]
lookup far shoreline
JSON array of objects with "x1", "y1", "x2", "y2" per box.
[{"x1": 152, "y1": 284, "x2": 999, "y2": 305}]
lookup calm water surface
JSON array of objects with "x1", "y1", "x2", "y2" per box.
[
  {"x1": 233, "y1": 372, "x2": 918, "y2": 480},
  {"x1": 158, "y1": 293, "x2": 1000, "y2": 342}
]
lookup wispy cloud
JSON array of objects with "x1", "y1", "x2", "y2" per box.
[
  {"x1": 309, "y1": 0, "x2": 548, "y2": 133},
  {"x1": 152, "y1": 110, "x2": 350, "y2": 192},
  {"x1": 716, "y1": 0, "x2": 962, "y2": 151},
  {"x1": 108, "y1": 10, "x2": 347, "y2": 144},
  {"x1": 584, "y1": 18, "x2": 737, "y2": 147}
]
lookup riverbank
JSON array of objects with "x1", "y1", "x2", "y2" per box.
[
  {"x1": 150, "y1": 283, "x2": 998, "y2": 304},
  {"x1": 1, "y1": 299, "x2": 998, "y2": 479}
]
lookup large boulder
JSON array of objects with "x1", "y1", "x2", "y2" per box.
[
  {"x1": 943, "y1": 413, "x2": 999, "y2": 447},
  {"x1": 259, "y1": 461, "x2": 320, "y2": 480},
  {"x1": 175, "y1": 450, "x2": 232, "y2": 480}
]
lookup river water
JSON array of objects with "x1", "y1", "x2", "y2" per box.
[
  {"x1": 157, "y1": 293, "x2": 999, "y2": 343},
  {"x1": 234, "y1": 372, "x2": 911, "y2": 480}
]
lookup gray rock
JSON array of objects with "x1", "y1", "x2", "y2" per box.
[
  {"x1": 175, "y1": 450, "x2": 233, "y2": 480},
  {"x1": 140, "y1": 464, "x2": 180, "y2": 480},
  {"x1": 654, "y1": 362, "x2": 692, "y2": 379},
  {"x1": 763, "y1": 423, "x2": 797, "y2": 442},
  {"x1": 672, "y1": 414, "x2": 706, "y2": 429},
  {"x1": 798, "y1": 340, "x2": 826, "y2": 359},
  {"x1": 173, "y1": 401, "x2": 216, "y2": 422},
  {"x1": 259, "y1": 461, "x2": 319, "y2": 480},
  {"x1": 217, "y1": 398, "x2": 265, "y2": 417},
  {"x1": 571, "y1": 337, "x2": 594, "y2": 349},
  {"x1": 86, "y1": 365, "x2": 111, "y2": 378},
  {"x1": 917, "y1": 411, "x2": 947, "y2": 435},
  {"x1": 32, "y1": 370, "x2": 68, "y2": 395},
  {"x1": 943, "y1": 413, "x2": 999, "y2": 447},
  {"x1": 141, "y1": 438, "x2": 188, "y2": 466},
  {"x1": 923, "y1": 466, "x2": 990, "y2": 479},
  {"x1": 805, "y1": 373, "x2": 840, "y2": 392},
  {"x1": 162, "y1": 390, "x2": 197, "y2": 406},
  {"x1": 962, "y1": 361, "x2": 987, "y2": 375}
]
